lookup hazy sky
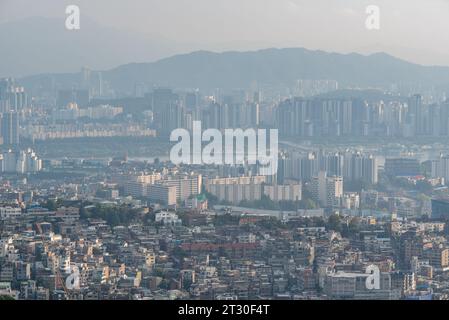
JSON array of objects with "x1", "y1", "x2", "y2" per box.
[{"x1": 1, "y1": 0, "x2": 449, "y2": 66}]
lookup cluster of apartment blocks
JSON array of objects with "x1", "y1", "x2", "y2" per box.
[
  {"x1": 124, "y1": 173, "x2": 202, "y2": 206},
  {"x1": 0, "y1": 148, "x2": 42, "y2": 173},
  {"x1": 205, "y1": 176, "x2": 302, "y2": 204},
  {"x1": 22, "y1": 123, "x2": 156, "y2": 141},
  {"x1": 275, "y1": 95, "x2": 449, "y2": 138},
  {"x1": 51, "y1": 103, "x2": 123, "y2": 121},
  {"x1": 124, "y1": 172, "x2": 302, "y2": 206},
  {"x1": 278, "y1": 150, "x2": 378, "y2": 185},
  {"x1": 123, "y1": 170, "x2": 358, "y2": 210}
]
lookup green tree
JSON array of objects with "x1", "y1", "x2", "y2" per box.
[
  {"x1": 348, "y1": 217, "x2": 361, "y2": 235},
  {"x1": 299, "y1": 199, "x2": 317, "y2": 210},
  {"x1": 327, "y1": 214, "x2": 342, "y2": 232}
]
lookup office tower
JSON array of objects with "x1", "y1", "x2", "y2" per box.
[{"x1": 1, "y1": 111, "x2": 19, "y2": 146}]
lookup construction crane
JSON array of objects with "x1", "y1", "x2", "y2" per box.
[{"x1": 35, "y1": 222, "x2": 71, "y2": 300}]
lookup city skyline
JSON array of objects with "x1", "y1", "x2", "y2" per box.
[{"x1": 3, "y1": 0, "x2": 449, "y2": 304}]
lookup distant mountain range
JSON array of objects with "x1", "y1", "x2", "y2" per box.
[
  {"x1": 18, "y1": 47, "x2": 449, "y2": 95},
  {"x1": 101, "y1": 48, "x2": 449, "y2": 92},
  {"x1": 3, "y1": 17, "x2": 449, "y2": 93},
  {"x1": 2, "y1": 15, "x2": 445, "y2": 95}
]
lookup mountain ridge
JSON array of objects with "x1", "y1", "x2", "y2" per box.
[{"x1": 19, "y1": 47, "x2": 449, "y2": 94}]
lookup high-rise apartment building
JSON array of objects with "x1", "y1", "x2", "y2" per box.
[
  {"x1": 1, "y1": 111, "x2": 19, "y2": 146},
  {"x1": 147, "y1": 184, "x2": 177, "y2": 206},
  {"x1": 310, "y1": 171, "x2": 343, "y2": 207},
  {"x1": 158, "y1": 174, "x2": 202, "y2": 201}
]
